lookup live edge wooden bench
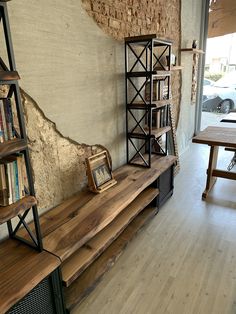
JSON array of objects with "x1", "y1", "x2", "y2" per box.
[
  {"x1": 0, "y1": 155, "x2": 176, "y2": 314},
  {"x1": 39, "y1": 155, "x2": 176, "y2": 312}
]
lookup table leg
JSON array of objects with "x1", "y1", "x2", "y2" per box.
[{"x1": 202, "y1": 145, "x2": 219, "y2": 200}]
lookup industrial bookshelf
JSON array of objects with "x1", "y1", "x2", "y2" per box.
[
  {"x1": 0, "y1": 0, "x2": 42, "y2": 250},
  {"x1": 125, "y1": 34, "x2": 176, "y2": 168}
]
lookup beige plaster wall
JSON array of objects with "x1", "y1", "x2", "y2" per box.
[{"x1": 7, "y1": 0, "x2": 125, "y2": 169}]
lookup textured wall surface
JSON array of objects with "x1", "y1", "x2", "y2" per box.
[
  {"x1": 81, "y1": 0, "x2": 180, "y2": 42},
  {"x1": 5, "y1": 0, "x2": 182, "y2": 213},
  {"x1": 81, "y1": 0, "x2": 182, "y2": 124},
  {"x1": 7, "y1": 0, "x2": 125, "y2": 169},
  {"x1": 21, "y1": 89, "x2": 105, "y2": 211}
]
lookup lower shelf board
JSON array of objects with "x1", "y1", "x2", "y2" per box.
[
  {"x1": 64, "y1": 205, "x2": 157, "y2": 312},
  {"x1": 0, "y1": 196, "x2": 37, "y2": 224},
  {"x1": 61, "y1": 187, "x2": 159, "y2": 287}
]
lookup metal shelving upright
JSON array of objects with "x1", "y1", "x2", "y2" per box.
[{"x1": 0, "y1": 0, "x2": 43, "y2": 251}]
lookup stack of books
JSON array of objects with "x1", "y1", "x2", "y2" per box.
[
  {"x1": 0, "y1": 154, "x2": 26, "y2": 206},
  {"x1": 0, "y1": 98, "x2": 15, "y2": 142}
]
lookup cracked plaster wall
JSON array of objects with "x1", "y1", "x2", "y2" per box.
[{"x1": 21, "y1": 89, "x2": 105, "y2": 210}]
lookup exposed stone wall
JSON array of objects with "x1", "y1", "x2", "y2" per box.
[
  {"x1": 81, "y1": 0, "x2": 180, "y2": 43},
  {"x1": 21, "y1": 89, "x2": 105, "y2": 212},
  {"x1": 81, "y1": 0, "x2": 182, "y2": 125}
]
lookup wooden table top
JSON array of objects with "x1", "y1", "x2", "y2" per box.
[
  {"x1": 0, "y1": 239, "x2": 61, "y2": 313},
  {"x1": 221, "y1": 112, "x2": 236, "y2": 123},
  {"x1": 192, "y1": 126, "x2": 236, "y2": 148},
  {"x1": 42, "y1": 155, "x2": 177, "y2": 262}
]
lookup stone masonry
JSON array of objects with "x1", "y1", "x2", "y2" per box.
[
  {"x1": 21, "y1": 89, "x2": 106, "y2": 212},
  {"x1": 81, "y1": 0, "x2": 182, "y2": 125}
]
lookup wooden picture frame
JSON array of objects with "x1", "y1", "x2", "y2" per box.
[{"x1": 85, "y1": 151, "x2": 117, "y2": 193}]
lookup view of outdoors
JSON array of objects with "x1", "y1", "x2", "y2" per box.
[{"x1": 201, "y1": 32, "x2": 236, "y2": 129}]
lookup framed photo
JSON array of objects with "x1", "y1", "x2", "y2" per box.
[
  {"x1": 92, "y1": 163, "x2": 112, "y2": 188},
  {"x1": 85, "y1": 150, "x2": 117, "y2": 193}
]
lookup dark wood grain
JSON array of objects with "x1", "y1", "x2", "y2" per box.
[
  {"x1": 37, "y1": 191, "x2": 94, "y2": 237},
  {"x1": 192, "y1": 126, "x2": 236, "y2": 148},
  {"x1": 0, "y1": 239, "x2": 60, "y2": 313},
  {"x1": 127, "y1": 71, "x2": 171, "y2": 78},
  {"x1": 64, "y1": 206, "x2": 157, "y2": 311},
  {"x1": 0, "y1": 138, "x2": 27, "y2": 158},
  {"x1": 0, "y1": 195, "x2": 37, "y2": 224},
  {"x1": 0, "y1": 70, "x2": 20, "y2": 81},
  {"x1": 125, "y1": 34, "x2": 157, "y2": 42},
  {"x1": 61, "y1": 187, "x2": 159, "y2": 287},
  {"x1": 43, "y1": 155, "x2": 176, "y2": 261}
]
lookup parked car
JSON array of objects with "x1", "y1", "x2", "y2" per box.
[
  {"x1": 202, "y1": 72, "x2": 236, "y2": 113},
  {"x1": 203, "y1": 78, "x2": 214, "y2": 87}
]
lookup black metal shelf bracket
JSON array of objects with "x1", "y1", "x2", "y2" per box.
[{"x1": 0, "y1": 2, "x2": 43, "y2": 251}]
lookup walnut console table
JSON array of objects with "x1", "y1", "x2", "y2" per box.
[
  {"x1": 192, "y1": 126, "x2": 236, "y2": 199},
  {"x1": 39, "y1": 155, "x2": 176, "y2": 312},
  {"x1": 0, "y1": 155, "x2": 176, "y2": 313}
]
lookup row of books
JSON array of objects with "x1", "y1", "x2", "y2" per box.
[
  {"x1": 0, "y1": 154, "x2": 27, "y2": 206},
  {"x1": 0, "y1": 98, "x2": 15, "y2": 143}
]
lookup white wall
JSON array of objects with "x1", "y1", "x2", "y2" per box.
[{"x1": 178, "y1": 0, "x2": 204, "y2": 154}]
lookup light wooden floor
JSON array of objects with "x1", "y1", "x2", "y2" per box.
[{"x1": 72, "y1": 144, "x2": 236, "y2": 314}]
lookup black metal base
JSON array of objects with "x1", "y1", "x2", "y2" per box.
[{"x1": 7, "y1": 268, "x2": 66, "y2": 314}]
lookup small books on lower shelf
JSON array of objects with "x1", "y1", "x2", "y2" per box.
[
  {"x1": 0, "y1": 98, "x2": 16, "y2": 143},
  {"x1": 0, "y1": 154, "x2": 27, "y2": 206}
]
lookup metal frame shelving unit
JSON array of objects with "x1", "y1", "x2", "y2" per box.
[
  {"x1": 0, "y1": 1, "x2": 43, "y2": 251},
  {"x1": 125, "y1": 34, "x2": 173, "y2": 168}
]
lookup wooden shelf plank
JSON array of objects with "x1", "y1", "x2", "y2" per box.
[
  {"x1": 35, "y1": 191, "x2": 94, "y2": 238},
  {"x1": 64, "y1": 206, "x2": 157, "y2": 311},
  {"x1": 128, "y1": 100, "x2": 170, "y2": 110},
  {"x1": 127, "y1": 71, "x2": 171, "y2": 78},
  {"x1": 0, "y1": 195, "x2": 37, "y2": 224},
  {"x1": 0, "y1": 138, "x2": 27, "y2": 158},
  {"x1": 61, "y1": 187, "x2": 159, "y2": 287},
  {"x1": 125, "y1": 35, "x2": 172, "y2": 47},
  {"x1": 181, "y1": 48, "x2": 204, "y2": 54},
  {"x1": 171, "y1": 66, "x2": 184, "y2": 71},
  {"x1": 0, "y1": 239, "x2": 60, "y2": 313},
  {"x1": 42, "y1": 155, "x2": 176, "y2": 262},
  {"x1": 125, "y1": 34, "x2": 157, "y2": 42},
  {"x1": 131, "y1": 153, "x2": 176, "y2": 169},
  {"x1": 129, "y1": 126, "x2": 171, "y2": 139},
  {"x1": 0, "y1": 70, "x2": 20, "y2": 82},
  {"x1": 151, "y1": 125, "x2": 171, "y2": 138}
]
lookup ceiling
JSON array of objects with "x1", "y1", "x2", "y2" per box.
[{"x1": 208, "y1": 0, "x2": 236, "y2": 38}]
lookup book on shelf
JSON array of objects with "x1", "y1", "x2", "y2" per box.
[
  {"x1": 0, "y1": 98, "x2": 15, "y2": 143},
  {"x1": 0, "y1": 154, "x2": 26, "y2": 206},
  {"x1": 145, "y1": 80, "x2": 167, "y2": 102}
]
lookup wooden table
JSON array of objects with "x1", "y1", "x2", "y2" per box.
[
  {"x1": 192, "y1": 126, "x2": 236, "y2": 199},
  {"x1": 221, "y1": 112, "x2": 236, "y2": 123}
]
